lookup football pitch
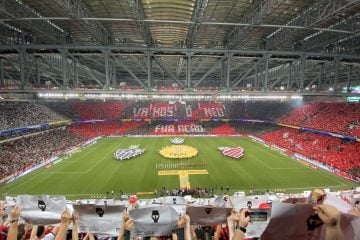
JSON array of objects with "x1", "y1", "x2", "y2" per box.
[{"x1": 0, "y1": 137, "x2": 357, "y2": 199}]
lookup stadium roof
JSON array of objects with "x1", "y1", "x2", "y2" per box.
[{"x1": 0, "y1": 0, "x2": 359, "y2": 94}]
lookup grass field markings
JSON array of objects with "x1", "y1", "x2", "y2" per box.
[
  {"x1": 247, "y1": 153, "x2": 273, "y2": 170},
  {"x1": 314, "y1": 168, "x2": 350, "y2": 185},
  {"x1": 84, "y1": 143, "x2": 120, "y2": 173},
  {"x1": 232, "y1": 184, "x2": 347, "y2": 192},
  {"x1": 5, "y1": 170, "x2": 45, "y2": 194},
  {"x1": 247, "y1": 149, "x2": 308, "y2": 171},
  {"x1": 41, "y1": 171, "x2": 88, "y2": 174}
]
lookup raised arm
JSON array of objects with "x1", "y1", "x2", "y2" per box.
[
  {"x1": 314, "y1": 204, "x2": 343, "y2": 240},
  {"x1": 118, "y1": 211, "x2": 133, "y2": 240},
  {"x1": 55, "y1": 210, "x2": 71, "y2": 240},
  {"x1": 7, "y1": 205, "x2": 21, "y2": 240},
  {"x1": 72, "y1": 211, "x2": 79, "y2": 240},
  {"x1": 183, "y1": 214, "x2": 193, "y2": 240},
  {"x1": 0, "y1": 201, "x2": 5, "y2": 225},
  {"x1": 232, "y1": 209, "x2": 250, "y2": 240}
]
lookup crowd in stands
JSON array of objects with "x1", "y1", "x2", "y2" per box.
[
  {"x1": 0, "y1": 189, "x2": 359, "y2": 240},
  {"x1": 261, "y1": 128, "x2": 360, "y2": 174},
  {"x1": 280, "y1": 102, "x2": 360, "y2": 137},
  {"x1": 0, "y1": 128, "x2": 88, "y2": 180},
  {"x1": 0, "y1": 102, "x2": 65, "y2": 131},
  {"x1": 70, "y1": 101, "x2": 128, "y2": 120},
  {"x1": 3, "y1": 101, "x2": 359, "y2": 139},
  {"x1": 68, "y1": 122, "x2": 147, "y2": 137},
  {"x1": 1, "y1": 100, "x2": 359, "y2": 180},
  {"x1": 207, "y1": 123, "x2": 238, "y2": 135},
  {"x1": 40, "y1": 100, "x2": 298, "y2": 122},
  {"x1": 40, "y1": 102, "x2": 80, "y2": 120}
]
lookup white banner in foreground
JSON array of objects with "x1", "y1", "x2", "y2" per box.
[
  {"x1": 129, "y1": 206, "x2": 179, "y2": 237},
  {"x1": 18, "y1": 195, "x2": 66, "y2": 225},
  {"x1": 261, "y1": 202, "x2": 360, "y2": 240},
  {"x1": 73, "y1": 204, "x2": 126, "y2": 236}
]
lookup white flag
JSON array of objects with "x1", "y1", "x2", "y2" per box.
[
  {"x1": 73, "y1": 204, "x2": 125, "y2": 236},
  {"x1": 129, "y1": 206, "x2": 178, "y2": 237},
  {"x1": 18, "y1": 195, "x2": 66, "y2": 225},
  {"x1": 261, "y1": 202, "x2": 360, "y2": 240}
]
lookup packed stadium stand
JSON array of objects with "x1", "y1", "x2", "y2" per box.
[
  {"x1": 0, "y1": 101, "x2": 65, "y2": 131},
  {"x1": 0, "y1": 128, "x2": 88, "y2": 180},
  {"x1": 261, "y1": 128, "x2": 360, "y2": 173},
  {"x1": 1, "y1": 100, "x2": 359, "y2": 182},
  {"x1": 1, "y1": 0, "x2": 360, "y2": 238},
  {"x1": 280, "y1": 102, "x2": 360, "y2": 137}
]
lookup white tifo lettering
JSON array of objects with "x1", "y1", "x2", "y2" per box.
[
  {"x1": 133, "y1": 108, "x2": 149, "y2": 117},
  {"x1": 177, "y1": 124, "x2": 204, "y2": 133},
  {"x1": 155, "y1": 124, "x2": 175, "y2": 133},
  {"x1": 203, "y1": 107, "x2": 224, "y2": 117},
  {"x1": 152, "y1": 107, "x2": 174, "y2": 117},
  {"x1": 185, "y1": 106, "x2": 192, "y2": 117}
]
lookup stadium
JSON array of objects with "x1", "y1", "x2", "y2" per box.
[{"x1": 0, "y1": 0, "x2": 360, "y2": 239}]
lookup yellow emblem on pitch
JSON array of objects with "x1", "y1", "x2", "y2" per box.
[{"x1": 159, "y1": 145, "x2": 198, "y2": 159}]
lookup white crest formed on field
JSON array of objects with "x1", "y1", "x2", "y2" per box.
[
  {"x1": 113, "y1": 147, "x2": 145, "y2": 160},
  {"x1": 218, "y1": 146, "x2": 245, "y2": 159},
  {"x1": 170, "y1": 137, "x2": 184, "y2": 145},
  {"x1": 72, "y1": 204, "x2": 125, "y2": 236},
  {"x1": 129, "y1": 206, "x2": 178, "y2": 237},
  {"x1": 18, "y1": 195, "x2": 66, "y2": 225}
]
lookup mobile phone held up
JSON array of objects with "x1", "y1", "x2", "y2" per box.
[{"x1": 245, "y1": 209, "x2": 269, "y2": 222}]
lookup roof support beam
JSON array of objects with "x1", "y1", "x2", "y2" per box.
[
  {"x1": 232, "y1": 56, "x2": 266, "y2": 88},
  {"x1": 303, "y1": 14, "x2": 360, "y2": 53},
  {"x1": 0, "y1": 0, "x2": 65, "y2": 43},
  {"x1": 266, "y1": 0, "x2": 360, "y2": 49},
  {"x1": 226, "y1": 0, "x2": 282, "y2": 49},
  {"x1": 104, "y1": 50, "x2": 110, "y2": 88},
  {"x1": 55, "y1": 0, "x2": 110, "y2": 44},
  {"x1": 333, "y1": 57, "x2": 340, "y2": 93},
  {"x1": 263, "y1": 54, "x2": 270, "y2": 91},
  {"x1": 194, "y1": 54, "x2": 233, "y2": 87},
  {"x1": 18, "y1": 49, "x2": 25, "y2": 89},
  {"x1": 61, "y1": 50, "x2": 68, "y2": 88},
  {"x1": 2, "y1": 45, "x2": 359, "y2": 61},
  {"x1": 74, "y1": 59, "x2": 79, "y2": 88},
  {"x1": 66, "y1": 53, "x2": 105, "y2": 86},
  {"x1": 35, "y1": 57, "x2": 40, "y2": 87},
  {"x1": 113, "y1": 56, "x2": 145, "y2": 87},
  {"x1": 0, "y1": 58, "x2": 4, "y2": 87},
  {"x1": 186, "y1": 54, "x2": 192, "y2": 88},
  {"x1": 128, "y1": 0, "x2": 154, "y2": 46},
  {"x1": 185, "y1": 0, "x2": 208, "y2": 48},
  {"x1": 39, "y1": 57, "x2": 62, "y2": 86},
  {"x1": 226, "y1": 53, "x2": 231, "y2": 89},
  {"x1": 147, "y1": 53, "x2": 153, "y2": 89},
  {"x1": 153, "y1": 57, "x2": 185, "y2": 88},
  {"x1": 345, "y1": 65, "x2": 352, "y2": 93}
]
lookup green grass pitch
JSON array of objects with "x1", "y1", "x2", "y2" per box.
[{"x1": 0, "y1": 137, "x2": 357, "y2": 199}]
